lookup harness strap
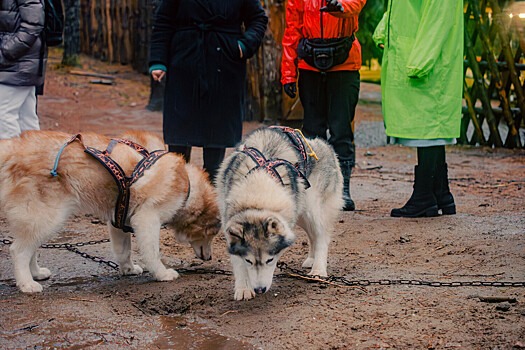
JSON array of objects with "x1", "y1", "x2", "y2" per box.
[
  {"x1": 84, "y1": 147, "x2": 133, "y2": 232},
  {"x1": 50, "y1": 134, "x2": 84, "y2": 177},
  {"x1": 130, "y1": 150, "x2": 169, "y2": 185},
  {"x1": 106, "y1": 138, "x2": 150, "y2": 158},
  {"x1": 242, "y1": 147, "x2": 311, "y2": 189}
]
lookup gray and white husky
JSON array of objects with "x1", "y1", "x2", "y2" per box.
[{"x1": 216, "y1": 126, "x2": 344, "y2": 300}]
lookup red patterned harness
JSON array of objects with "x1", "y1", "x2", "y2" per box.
[
  {"x1": 50, "y1": 134, "x2": 169, "y2": 233},
  {"x1": 242, "y1": 146, "x2": 310, "y2": 189}
]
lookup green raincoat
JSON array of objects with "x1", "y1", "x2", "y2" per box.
[{"x1": 373, "y1": 0, "x2": 464, "y2": 140}]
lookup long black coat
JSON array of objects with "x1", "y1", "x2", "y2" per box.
[{"x1": 149, "y1": 0, "x2": 268, "y2": 148}]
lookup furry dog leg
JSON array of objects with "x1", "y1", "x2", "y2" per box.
[
  {"x1": 298, "y1": 215, "x2": 329, "y2": 277},
  {"x1": 108, "y1": 225, "x2": 143, "y2": 275},
  {"x1": 29, "y1": 252, "x2": 51, "y2": 281},
  {"x1": 10, "y1": 240, "x2": 44, "y2": 293},
  {"x1": 130, "y1": 212, "x2": 179, "y2": 281},
  {"x1": 231, "y1": 255, "x2": 255, "y2": 301}
]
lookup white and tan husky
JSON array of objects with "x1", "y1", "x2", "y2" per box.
[
  {"x1": 0, "y1": 130, "x2": 220, "y2": 293},
  {"x1": 216, "y1": 126, "x2": 344, "y2": 300}
]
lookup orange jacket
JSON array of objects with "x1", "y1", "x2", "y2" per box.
[{"x1": 281, "y1": 0, "x2": 366, "y2": 84}]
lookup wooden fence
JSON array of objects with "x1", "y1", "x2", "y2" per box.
[{"x1": 463, "y1": 0, "x2": 524, "y2": 148}]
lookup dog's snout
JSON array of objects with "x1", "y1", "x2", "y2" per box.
[{"x1": 254, "y1": 287, "x2": 267, "y2": 294}]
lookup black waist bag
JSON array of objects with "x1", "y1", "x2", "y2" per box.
[{"x1": 297, "y1": 35, "x2": 355, "y2": 71}]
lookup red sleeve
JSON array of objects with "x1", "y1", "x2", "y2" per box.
[{"x1": 280, "y1": 0, "x2": 304, "y2": 84}]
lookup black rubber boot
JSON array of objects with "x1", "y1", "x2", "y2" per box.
[
  {"x1": 391, "y1": 165, "x2": 439, "y2": 218},
  {"x1": 340, "y1": 161, "x2": 355, "y2": 211},
  {"x1": 434, "y1": 163, "x2": 456, "y2": 215}
]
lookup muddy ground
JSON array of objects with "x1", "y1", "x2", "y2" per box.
[{"x1": 1, "y1": 50, "x2": 524, "y2": 349}]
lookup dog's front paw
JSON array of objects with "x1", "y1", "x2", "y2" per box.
[
  {"x1": 234, "y1": 287, "x2": 256, "y2": 301},
  {"x1": 308, "y1": 268, "x2": 328, "y2": 278},
  {"x1": 32, "y1": 268, "x2": 51, "y2": 281},
  {"x1": 18, "y1": 280, "x2": 43, "y2": 293},
  {"x1": 121, "y1": 264, "x2": 143, "y2": 276},
  {"x1": 155, "y1": 268, "x2": 180, "y2": 281},
  {"x1": 302, "y1": 257, "x2": 314, "y2": 268}
]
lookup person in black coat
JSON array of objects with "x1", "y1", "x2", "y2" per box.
[
  {"x1": 0, "y1": 0, "x2": 46, "y2": 139},
  {"x1": 149, "y1": 0, "x2": 268, "y2": 181}
]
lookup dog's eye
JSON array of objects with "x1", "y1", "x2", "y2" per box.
[
  {"x1": 266, "y1": 258, "x2": 274, "y2": 264},
  {"x1": 245, "y1": 259, "x2": 253, "y2": 265}
]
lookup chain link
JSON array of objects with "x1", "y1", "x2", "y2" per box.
[
  {"x1": 276, "y1": 262, "x2": 525, "y2": 288},
  {"x1": 1, "y1": 238, "x2": 524, "y2": 287}
]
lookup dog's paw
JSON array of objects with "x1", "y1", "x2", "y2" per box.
[
  {"x1": 155, "y1": 268, "x2": 180, "y2": 281},
  {"x1": 308, "y1": 269, "x2": 328, "y2": 278},
  {"x1": 18, "y1": 280, "x2": 43, "y2": 293},
  {"x1": 234, "y1": 287, "x2": 256, "y2": 301},
  {"x1": 121, "y1": 264, "x2": 143, "y2": 276},
  {"x1": 301, "y1": 257, "x2": 314, "y2": 268},
  {"x1": 32, "y1": 268, "x2": 51, "y2": 281}
]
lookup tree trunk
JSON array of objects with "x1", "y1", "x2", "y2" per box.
[{"x1": 62, "y1": 0, "x2": 81, "y2": 67}]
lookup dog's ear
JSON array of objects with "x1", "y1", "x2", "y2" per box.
[
  {"x1": 264, "y1": 216, "x2": 284, "y2": 237},
  {"x1": 226, "y1": 223, "x2": 249, "y2": 256},
  {"x1": 226, "y1": 222, "x2": 244, "y2": 241}
]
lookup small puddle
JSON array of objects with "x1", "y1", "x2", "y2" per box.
[{"x1": 153, "y1": 316, "x2": 257, "y2": 350}]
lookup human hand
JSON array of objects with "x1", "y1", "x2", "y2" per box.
[
  {"x1": 151, "y1": 70, "x2": 166, "y2": 83},
  {"x1": 283, "y1": 82, "x2": 297, "y2": 99},
  {"x1": 378, "y1": 43, "x2": 384, "y2": 49},
  {"x1": 320, "y1": 0, "x2": 344, "y2": 13},
  {"x1": 238, "y1": 43, "x2": 244, "y2": 58}
]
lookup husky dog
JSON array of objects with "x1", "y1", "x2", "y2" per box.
[
  {"x1": 216, "y1": 126, "x2": 344, "y2": 300},
  {"x1": 0, "y1": 130, "x2": 220, "y2": 293}
]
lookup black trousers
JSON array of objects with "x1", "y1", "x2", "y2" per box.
[
  {"x1": 168, "y1": 145, "x2": 225, "y2": 181},
  {"x1": 298, "y1": 69, "x2": 360, "y2": 166}
]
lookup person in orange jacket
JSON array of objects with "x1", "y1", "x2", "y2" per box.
[{"x1": 281, "y1": 0, "x2": 366, "y2": 211}]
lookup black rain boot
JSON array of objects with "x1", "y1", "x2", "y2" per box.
[
  {"x1": 340, "y1": 161, "x2": 355, "y2": 211},
  {"x1": 391, "y1": 165, "x2": 439, "y2": 218},
  {"x1": 434, "y1": 163, "x2": 456, "y2": 215}
]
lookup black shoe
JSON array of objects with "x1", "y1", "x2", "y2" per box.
[{"x1": 391, "y1": 166, "x2": 439, "y2": 218}]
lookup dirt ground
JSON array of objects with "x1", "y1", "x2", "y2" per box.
[{"x1": 1, "y1": 50, "x2": 525, "y2": 350}]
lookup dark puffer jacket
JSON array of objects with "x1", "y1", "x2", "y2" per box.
[{"x1": 0, "y1": 0, "x2": 46, "y2": 87}]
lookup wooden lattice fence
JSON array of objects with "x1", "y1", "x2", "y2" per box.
[{"x1": 463, "y1": 0, "x2": 525, "y2": 148}]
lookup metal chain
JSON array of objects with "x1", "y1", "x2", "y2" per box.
[
  {"x1": 1, "y1": 238, "x2": 524, "y2": 287},
  {"x1": 276, "y1": 262, "x2": 525, "y2": 288},
  {"x1": 64, "y1": 245, "x2": 119, "y2": 270}
]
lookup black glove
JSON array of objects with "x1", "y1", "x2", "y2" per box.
[
  {"x1": 283, "y1": 82, "x2": 297, "y2": 99},
  {"x1": 320, "y1": 0, "x2": 344, "y2": 13}
]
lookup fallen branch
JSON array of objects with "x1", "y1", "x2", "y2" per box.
[{"x1": 69, "y1": 70, "x2": 115, "y2": 80}]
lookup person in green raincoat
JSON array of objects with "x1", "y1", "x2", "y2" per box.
[{"x1": 373, "y1": 0, "x2": 463, "y2": 218}]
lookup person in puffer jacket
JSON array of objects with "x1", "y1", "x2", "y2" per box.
[
  {"x1": 0, "y1": 0, "x2": 46, "y2": 139},
  {"x1": 281, "y1": 0, "x2": 366, "y2": 211}
]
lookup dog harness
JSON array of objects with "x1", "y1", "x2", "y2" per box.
[
  {"x1": 242, "y1": 146, "x2": 310, "y2": 189},
  {"x1": 268, "y1": 126, "x2": 318, "y2": 176},
  {"x1": 50, "y1": 134, "x2": 170, "y2": 233}
]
